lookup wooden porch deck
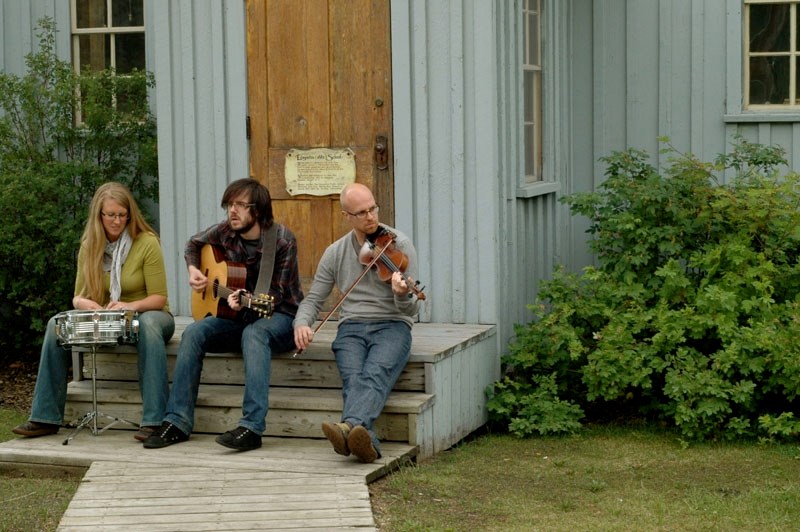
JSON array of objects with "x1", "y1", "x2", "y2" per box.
[
  {"x1": 0, "y1": 431, "x2": 415, "y2": 530},
  {"x1": 0, "y1": 320, "x2": 496, "y2": 529}
]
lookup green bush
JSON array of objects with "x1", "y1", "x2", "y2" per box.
[
  {"x1": 0, "y1": 18, "x2": 158, "y2": 352},
  {"x1": 487, "y1": 138, "x2": 800, "y2": 441}
]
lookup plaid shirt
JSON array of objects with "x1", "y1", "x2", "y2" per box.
[{"x1": 184, "y1": 220, "x2": 304, "y2": 318}]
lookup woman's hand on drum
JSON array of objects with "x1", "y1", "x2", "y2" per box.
[
  {"x1": 72, "y1": 296, "x2": 103, "y2": 311},
  {"x1": 105, "y1": 300, "x2": 133, "y2": 312}
]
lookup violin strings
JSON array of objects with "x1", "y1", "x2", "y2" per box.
[
  {"x1": 367, "y1": 240, "x2": 424, "y2": 298},
  {"x1": 377, "y1": 252, "x2": 421, "y2": 290}
]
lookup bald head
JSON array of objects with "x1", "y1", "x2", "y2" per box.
[
  {"x1": 340, "y1": 183, "x2": 374, "y2": 211},
  {"x1": 340, "y1": 183, "x2": 381, "y2": 238}
]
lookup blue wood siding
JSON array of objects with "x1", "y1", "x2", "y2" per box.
[
  {"x1": 0, "y1": 1, "x2": 68, "y2": 75},
  {"x1": 391, "y1": 0, "x2": 501, "y2": 330},
  {"x1": 148, "y1": 1, "x2": 249, "y2": 314},
  {"x1": 9, "y1": 0, "x2": 800, "y2": 362}
]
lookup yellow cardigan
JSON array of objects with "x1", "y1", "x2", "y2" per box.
[{"x1": 74, "y1": 232, "x2": 170, "y2": 313}]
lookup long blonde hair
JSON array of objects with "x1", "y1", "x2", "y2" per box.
[{"x1": 78, "y1": 182, "x2": 158, "y2": 302}]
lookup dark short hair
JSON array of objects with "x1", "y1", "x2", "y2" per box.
[{"x1": 221, "y1": 178, "x2": 273, "y2": 229}]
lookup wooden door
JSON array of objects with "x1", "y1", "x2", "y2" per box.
[{"x1": 246, "y1": 0, "x2": 394, "y2": 296}]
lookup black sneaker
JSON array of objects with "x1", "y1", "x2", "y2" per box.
[
  {"x1": 142, "y1": 422, "x2": 189, "y2": 449},
  {"x1": 215, "y1": 426, "x2": 262, "y2": 451}
]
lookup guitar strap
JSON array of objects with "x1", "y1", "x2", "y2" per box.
[{"x1": 254, "y1": 223, "x2": 278, "y2": 298}]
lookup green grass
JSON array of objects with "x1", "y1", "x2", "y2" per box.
[
  {"x1": 0, "y1": 408, "x2": 82, "y2": 532},
  {"x1": 2, "y1": 408, "x2": 800, "y2": 531},
  {"x1": 369, "y1": 426, "x2": 800, "y2": 531}
]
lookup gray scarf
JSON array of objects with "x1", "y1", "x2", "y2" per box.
[{"x1": 103, "y1": 228, "x2": 133, "y2": 302}]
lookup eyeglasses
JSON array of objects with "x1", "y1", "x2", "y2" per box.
[
  {"x1": 101, "y1": 212, "x2": 129, "y2": 221},
  {"x1": 344, "y1": 205, "x2": 380, "y2": 219},
  {"x1": 222, "y1": 201, "x2": 256, "y2": 211}
]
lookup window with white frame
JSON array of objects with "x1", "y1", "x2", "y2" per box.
[
  {"x1": 71, "y1": 0, "x2": 146, "y2": 120},
  {"x1": 744, "y1": 0, "x2": 800, "y2": 108},
  {"x1": 523, "y1": 0, "x2": 543, "y2": 182},
  {"x1": 71, "y1": 0, "x2": 145, "y2": 74}
]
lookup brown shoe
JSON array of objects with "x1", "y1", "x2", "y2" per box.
[
  {"x1": 347, "y1": 425, "x2": 378, "y2": 463},
  {"x1": 12, "y1": 420, "x2": 60, "y2": 437},
  {"x1": 321, "y1": 421, "x2": 351, "y2": 456},
  {"x1": 134, "y1": 425, "x2": 158, "y2": 442}
]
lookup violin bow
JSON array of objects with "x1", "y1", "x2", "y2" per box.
[{"x1": 292, "y1": 237, "x2": 394, "y2": 358}]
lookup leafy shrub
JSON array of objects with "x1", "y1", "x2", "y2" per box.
[
  {"x1": 487, "y1": 138, "x2": 800, "y2": 441},
  {"x1": 0, "y1": 18, "x2": 158, "y2": 352}
]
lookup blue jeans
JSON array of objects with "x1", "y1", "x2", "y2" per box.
[
  {"x1": 332, "y1": 320, "x2": 412, "y2": 457},
  {"x1": 163, "y1": 312, "x2": 295, "y2": 435},
  {"x1": 136, "y1": 311, "x2": 175, "y2": 425},
  {"x1": 29, "y1": 310, "x2": 174, "y2": 427}
]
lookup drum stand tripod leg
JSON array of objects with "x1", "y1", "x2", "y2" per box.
[{"x1": 63, "y1": 344, "x2": 139, "y2": 446}]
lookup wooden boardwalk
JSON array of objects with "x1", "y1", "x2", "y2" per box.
[
  {"x1": 0, "y1": 431, "x2": 416, "y2": 530},
  {"x1": 0, "y1": 320, "x2": 496, "y2": 529}
]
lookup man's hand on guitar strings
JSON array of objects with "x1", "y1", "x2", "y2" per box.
[{"x1": 187, "y1": 264, "x2": 208, "y2": 291}]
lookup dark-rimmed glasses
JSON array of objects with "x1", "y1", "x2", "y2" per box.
[
  {"x1": 344, "y1": 205, "x2": 380, "y2": 219},
  {"x1": 101, "y1": 212, "x2": 129, "y2": 221},
  {"x1": 222, "y1": 201, "x2": 256, "y2": 211}
]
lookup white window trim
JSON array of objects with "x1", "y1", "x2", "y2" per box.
[
  {"x1": 70, "y1": 0, "x2": 146, "y2": 74},
  {"x1": 726, "y1": 0, "x2": 800, "y2": 122},
  {"x1": 516, "y1": 0, "x2": 563, "y2": 198},
  {"x1": 522, "y1": 0, "x2": 543, "y2": 184}
]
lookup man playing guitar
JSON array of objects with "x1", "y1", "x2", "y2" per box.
[{"x1": 144, "y1": 178, "x2": 304, "y2": 451}]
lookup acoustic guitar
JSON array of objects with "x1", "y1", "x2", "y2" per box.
[{"x1": 191, "y1": 244, "x2": 274, "y2": 321}]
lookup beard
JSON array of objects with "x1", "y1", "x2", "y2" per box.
[{"x1": 233, "y1": 218, "x2": 258, "y2": 235}]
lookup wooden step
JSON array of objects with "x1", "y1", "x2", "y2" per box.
[
  {"x1": 64, "y1": 380, "x2": 433, "y2": 442},
  {"x1": 65, "y1": 319, "x2": 498, "y2": 458},
  {"x1": 81, "y1": 351, "x2": 427, "y2": 391}
]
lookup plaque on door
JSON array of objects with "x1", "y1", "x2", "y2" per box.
[{"x1": 285, "y1": 147, "x2": 356, "y2": 196}]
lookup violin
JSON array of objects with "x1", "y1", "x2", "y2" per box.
[{"x1": 359, "y1": 229, "x2": 426, "y2": 300}]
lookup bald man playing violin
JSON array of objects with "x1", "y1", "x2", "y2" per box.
[{"x1": 293, "y1": 183, "x2": 422, "y2": 463}]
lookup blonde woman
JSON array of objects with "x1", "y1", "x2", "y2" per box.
[{"x1": 12, "y1": 182, "x2": 174, "y2": 442}]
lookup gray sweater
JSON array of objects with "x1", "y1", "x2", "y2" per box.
[{"x1": 293, "y1": 224, "x2": 421, "y2": 328}]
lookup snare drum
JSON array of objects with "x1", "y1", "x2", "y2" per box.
[{"x1": 54, "y1": 310, "x2": 139, "y2": 346}]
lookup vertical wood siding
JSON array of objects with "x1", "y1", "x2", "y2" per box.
[
  {"x1": 583, "y1": 0, "x2": 800, "y2": 180},
  {"x1": 391, "y1": 0, "x2": 501, "y2": 333},
  {"x1": 493, "y1": 0, "x2": 564, "y2": 343},
  {"x1": 495, "y1": 0, "x2": 525, "y2": 342},
  {"x1": 10, "y1": 0, "x2": 800, "y2": 361},
  {"x1": 0, "y1": 2, "x2": 68, "y2": 75},
  {"x1": 149, "y1": 0, "x2": 249, "y2": 316}
]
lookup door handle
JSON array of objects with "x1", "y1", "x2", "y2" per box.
[{"x1": 375, "y1": 135, "x2": 388, "y2": 171}]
